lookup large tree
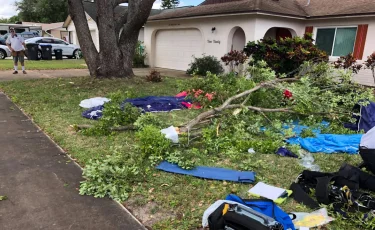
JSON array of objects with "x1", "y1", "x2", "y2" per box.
[
  {"x1": 16, "y1": 0, "x2": 68, "y2": 23},
  {"x1": 161, "y1": 0, "x2": 180, "y2": 9},
  {"x1": 68, "y1": 0, "x2": 157, "y2": 78}
]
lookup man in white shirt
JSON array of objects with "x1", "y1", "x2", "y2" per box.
[{"x1": 6, "y1": 27, "x2": 27, "y2": 74}]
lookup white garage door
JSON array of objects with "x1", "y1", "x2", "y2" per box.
[{"x1": 155, "y1": 29, "x2": 203, "y2": 71}]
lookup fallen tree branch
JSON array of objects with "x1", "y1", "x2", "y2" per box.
[
  {"x1": 75, "y1": 124, "x2": 137, "y2": 131},
  {"x1": 180, "y1": 78, "x2": 299, "y2": 132}
]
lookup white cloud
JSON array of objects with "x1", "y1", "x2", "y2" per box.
[{"x1": 0, "y1": 0, "x2": 17, "y2": 18}]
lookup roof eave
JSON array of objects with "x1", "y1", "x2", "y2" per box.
[{"x1": 148, "y1": 10, "x2": 306, "y2": 22}]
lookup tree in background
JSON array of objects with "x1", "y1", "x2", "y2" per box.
[
  {"x1": 0, "y1": 15, "x2": 20, "y2": 23},
  {"x1": 161, "y1": 0, "x2": 180, "y2": 9},
  {"x1": 16, "y1": 0, "x2": 68, "y2": 23}
]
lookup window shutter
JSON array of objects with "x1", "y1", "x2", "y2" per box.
[
  {"x1": 305, "y1": 26, "x2": 313, "y2": 34},
  {"x1": 353, "y1": 24, "x2": 368, "y2": 60}
]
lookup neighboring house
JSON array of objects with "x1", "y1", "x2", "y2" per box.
[
  {"x1": 62, "y1": 1, "x2": 166, "y2": 51},
  {"x1": 144, "y1": 0, "x2": 375, "y2": 71},
  {"x1": 22, "y1": 22, "x2": 67, "y2": 39}
]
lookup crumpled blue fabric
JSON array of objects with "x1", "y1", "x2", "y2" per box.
[
  {"x1": 276, "y1": 147, "x2": 298, "y2": 158},
  {"x1": 225, "y1": 194, "x2": 295, "y2": 230},
  {"x1": 82, "y1": 96, "x2": 191, "y2": 119},
  {"x1": 285, "y1": 122, "x2": 362, "y2": 154},
  {"x1": 82, "y1": 105, "x2": 104, "y2": 120},
  {"x1": 121, "y1": 96, "x2": 189, "y2": 113},
  {"x1": 344, "y1": 101, "x2": 375, "y2": 133}
]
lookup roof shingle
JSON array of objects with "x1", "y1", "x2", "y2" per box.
[{"x1": 149, "y1": 0, "x2": 375, "y2": 21}]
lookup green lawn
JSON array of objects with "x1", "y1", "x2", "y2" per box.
[
  {"x1": 0, "y1": 77, "x2": 364, "y2": 229},
  {"x1": 0, "y1": 59, "x2": 87, "y2": 70}
]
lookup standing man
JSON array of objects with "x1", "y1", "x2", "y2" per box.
[{"x1": 6, "y1": 27, "x2": 27, "y2": 74}]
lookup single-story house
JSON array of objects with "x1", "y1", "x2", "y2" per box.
[
  {"x1": 62, "y1": 1, "x2": 167, "y2": 51},
  {"x1": 144, "y1": 0, "x2": 375, "y2": 71},
  {"x1": 22, "y1": 22, "x2": 68, "y2": 39}
]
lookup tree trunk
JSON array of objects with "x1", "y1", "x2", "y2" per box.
[{"x1": 68, "y1": 0, "x2": 155, "y2": 78}]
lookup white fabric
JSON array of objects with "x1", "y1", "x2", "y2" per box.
[
  {"x1": 6, "y1": 35, "x2": 25, "y2": 52},
  {"x1": 361, "y1": 126, "x2": 375, "y2": 149},
  {"x1": 160, "y1": 126, "x2": 179, "y2": 143},
  {"x1": 79, "y1": 97, "x2": 110, "y2": 108}
]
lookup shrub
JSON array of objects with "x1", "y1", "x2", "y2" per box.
[
  {"x1": 221, "y1": 50, "x2": 248, "y2": 73},
  {"x1": 133, "y1": 41, "x2": 147, "y2": 68},
  {"x1": 364, "y1": 51, "x2": 375, "y2": 83},
  {"x1": 146, "y1": 69, "x2": 162, "y2": 82},
  {"x1": 79, "y1": 147, "x2": 142, "y2": 202},
  {"x1": 244, "y1": 34, "x2": 328, "y2": 75},
  {"x1": 136, "y1": 125, "x2": 172, "y2": 159},
  {"x1": 186, "y1": 54, "x2": 224, "y2": 76},
  {"x1": 333, "y1": 53, "x2": 362, "y2": 74}
]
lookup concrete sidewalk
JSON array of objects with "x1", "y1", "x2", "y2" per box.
[
  {"x1": 0, "y1": 93, "x2": 145, "y2": 230},
  {"x1": 0, "y1": 68, "x2": 188, "y2": 81}
]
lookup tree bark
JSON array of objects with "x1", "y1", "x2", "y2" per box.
[
  {"x1": 68, "y1": 0, "x2": 155, "y2": 78},
  {"x1": 67, "y1": 0, "x2": 99, "y2": 77}
]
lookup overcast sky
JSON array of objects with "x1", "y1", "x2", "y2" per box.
[{"x1": 0, "y1": 0, "x2": 203, "y2": 18}]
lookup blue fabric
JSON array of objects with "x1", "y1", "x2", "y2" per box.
[
  {"x1": 344, "y1": 101, "x2": 375, "y2": 133},
  {"x1": 225, "y1": 194, "x2": 295, "y2": 230},
  {"x1": 121, "y1": 96, "x2": 189, "y2": 113},
  {"x1": 285, "y1": 122, "x2": 362, "y2": 154},
  {"x1": 156, "y1": 161, "x2": 255, "y2": 183},
  {"x1": 82, "y1": 96, "x2": 191, "y2": 119},
  {"x1": 82, "y1": 105, "x2": 104, "y2": 120},
  {"x1": 276, "y1": 147, "x2": 298, "y2": 158}
]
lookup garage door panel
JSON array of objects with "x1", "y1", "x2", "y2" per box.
[{"x1": 155, "y1": 29, "x2": 203, "y2": 71}]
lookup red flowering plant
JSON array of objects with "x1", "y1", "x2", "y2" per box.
[
  {"x1": 364, "y1": 51, "x2": 375, "y2": 84},
  {"x1": 221, "y1": 50, "x2": 248, "y2": 73},
  {"x1": 333, "y1": 53, "x2": 363, "y2": 74}
]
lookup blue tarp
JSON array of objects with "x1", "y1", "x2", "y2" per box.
[
  {"x1": 82, "y1": 96, "x2": 190, "y2": 119},
  {"x1": 225, "y1": 194, "x2": 295, "y2": 230},
  {"x1": 344, "y1": 101, "x2": 375, "y2": 133},
  {"x1": 285, "y1": 122, "x2": 362, "y2": 154},
  {"x1": 121, "y1": 96, "x2": 188, "y2": 113},
  {"x1": 156, "y1": 161, "x2": 255, "y2": 183}
]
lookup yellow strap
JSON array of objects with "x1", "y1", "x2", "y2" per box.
[{"x1": 222, "y1": 204, "x2": 229, "y2": 215}]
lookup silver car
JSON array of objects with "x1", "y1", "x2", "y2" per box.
[
  {"x1": 0, "y1": 45, "x2": 11, "y2": 59},
  {"x1": 25, "y1": 37, "x2": 81, "y2": 60}
]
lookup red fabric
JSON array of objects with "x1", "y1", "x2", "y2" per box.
[
  {"x1": 176, "y1": 91, "x2": 188, "y2": 97},
  {"x1": 181, "y1": 102, "x2": 202, "y2": 109},
  {"x1": 353, "y1": 25, "x2": 368, "y2": 60}
]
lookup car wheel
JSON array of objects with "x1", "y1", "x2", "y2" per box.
[
  {"x1": 73, "y1": 49, "x2": 81, "y2": 59},
  {"x1": 0, "y1": 49, "x2": 6, "y2": 59},
  {"x1": 37, "y1": 50, "x2": 42, "y2": 60}
]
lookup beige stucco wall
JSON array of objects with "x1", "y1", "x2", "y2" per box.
[
  {"x1": 145, "y1": 15, "x2": 260, "y2": 68},
  {"x1": 67, "y1": 13, "x2": 100, "y2": 51},
  {"x1": 253, "y1": 15, "x2": 305, "y2": 40},
  {"x1": 307, "y1": 16, "x2": 375, "y2": 61},
  {"x1": 144, "y1": 14, "x2": 307, "y2": 68}
]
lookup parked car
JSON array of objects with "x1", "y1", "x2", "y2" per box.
[
  {"x1": 25, "y1": 37, "x2": 81, "y2": 59},
  {"x1": 0, "y1": 32, "x2": 39, "y2": 45},
  {"x1": 0, "y1": 45, "x2": 11, "y2": 59}
]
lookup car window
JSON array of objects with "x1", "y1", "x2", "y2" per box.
[
  {"x1": 39, "y1": 38, "x2": 53, "y2": 43},
  {"x1": 53, "y1": 39, "x2": 66, "y2": 44}
]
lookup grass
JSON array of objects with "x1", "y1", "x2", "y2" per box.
[
  {"x1": 0, "y1": 59, "x2": 87, "y2": 70},
  {"x1": 0, "y1": 76, "x2": 365, "y2": 230}
]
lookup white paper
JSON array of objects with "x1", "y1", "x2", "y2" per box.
[
  {"x1": 248, "y1": 182, "x2": 286, "y2": 201},
  {"x1": 300, "y1": 227, "x2": 310, "y2": 230}
]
